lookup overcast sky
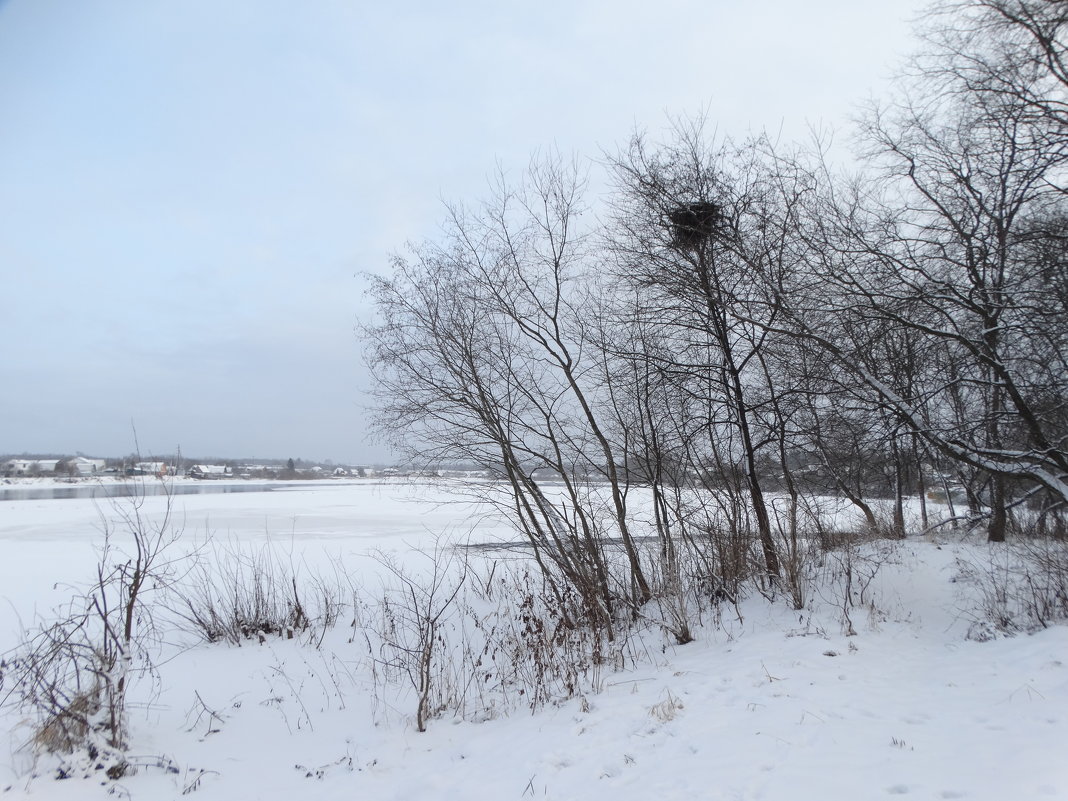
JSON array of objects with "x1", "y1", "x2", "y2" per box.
[{"x1": 0, "y1": 0, "x2": 926, "y2": 464}]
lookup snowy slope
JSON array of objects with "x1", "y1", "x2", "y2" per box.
[{"x1": 1, "y1": 483, "x2": 1065, "y2": 800}]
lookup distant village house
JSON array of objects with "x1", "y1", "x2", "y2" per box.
[
  {"x1": 2, "y1": 457, "x2": 103, "y2": 477},
  {"x1": 133, "y1": 461, "x2": 175, "y2": 477},
  {"x1": 188, "y1": 464, "x2": 231, "y2": 480}
]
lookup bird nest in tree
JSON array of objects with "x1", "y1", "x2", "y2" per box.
[{"x1": 668, "y1": 201, "x2": 720, "y2": 250}]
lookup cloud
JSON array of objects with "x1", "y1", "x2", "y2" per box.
[{"x1": 0, "y1": 0, "x2": 925, "y2": 460}]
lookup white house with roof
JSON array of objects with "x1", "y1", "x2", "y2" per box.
[
  {"x1": 3, "y1": 459, "x2": 37, "y2": 476},
  {"x1": 71, "y1": 457, "x2": 106, "y2": 475},
  {"x1": 189, "y1": 464, "x2": 231, "y2": 479},
  {"x1": 3, "y1": 457, "x2": 103, "y2": 476},
  {"x1": 135, "y1": 461, "x2": 173, "y2": 477}
]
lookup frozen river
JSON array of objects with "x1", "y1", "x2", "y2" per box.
[
  {"x1": 0, "y1": 479, "x2": 508, "y2": 650},
  {"x1": 0, "y1": 480, "x2": 287, "y2": 502}
]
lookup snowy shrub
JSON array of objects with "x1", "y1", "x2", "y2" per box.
[
  {"x1": 649, "y1": 689, "x2": 684, "y2": 723},
  {"x1": 366, "y1": 542, "x2": 469, "y2": 732},
  {"x1": 800, "y1": 502, "x2": 898, "y2": 635},
  {"x1": 460, "y1": 566, "x2": 610, "y2": 712},
  {"x1": 361, "y1": 552, "x2": 652, "y2": 730},
  {"x1": 818, "y1": 539, "x2": 896, "y2": 636},
  {"x1": 175, "y1": 541, "x2": 346, "y2": 645},
  {"x1": 958, "y1": 539, "x2": 1068, "y2": 635},
  {"x1": 2, "y1": 487, "x2": 179, "y2": 776}
]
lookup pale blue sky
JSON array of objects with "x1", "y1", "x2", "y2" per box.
[{"x1": 0, "y1": 0, "x2": 924, "y2": 463}]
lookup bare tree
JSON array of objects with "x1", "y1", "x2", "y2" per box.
[
  {"x1": 799, "y1": 5, "x2": 1068, "y2": 538},
  {"x1": 605, "y1": 120, "x2": 795, "y2": 580},
  {"x1": 365, "y1": 153, "x2": 652, "y2": 626},
  {"x1": 918, "y1": 0, "x2": 1068, "y2": 146}
]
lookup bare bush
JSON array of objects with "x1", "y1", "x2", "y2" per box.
[
  {"x1": 358, "y1": 543, "x2": 658, "y2": 730},
  {"x1": 958, "y1": 539, "x2": 1068, "y2": 636},
  {"x1": 367, "y1": 541, "x2": 468, "y2": 732},
  {"x1": 2, "y1": 481, "x2": 179, "y2": 775},
  {"x1": 785, "y1": 502, "x2": 900, "y2": 634},
  {"x1": 461, "y1": 564, "x2": 616, "y2": 713},
  {"x1": 175, "y1": 541, "x2": 345, "y2": 645}
]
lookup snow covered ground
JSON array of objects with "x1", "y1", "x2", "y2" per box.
[{"x1": 0, "y1": 480, "x2": 1065, "y2": 800}]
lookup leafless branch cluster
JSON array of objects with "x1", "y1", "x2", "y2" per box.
[
  {"x1": 174, "y1": 541, "x2": 346, "y2": 646},
  {"x1": 2, "y1": 480, "x2": 180, "y2": 777},
  {"x1": 364, "y1": 0, "x2": 1068, "y2": 643}
]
